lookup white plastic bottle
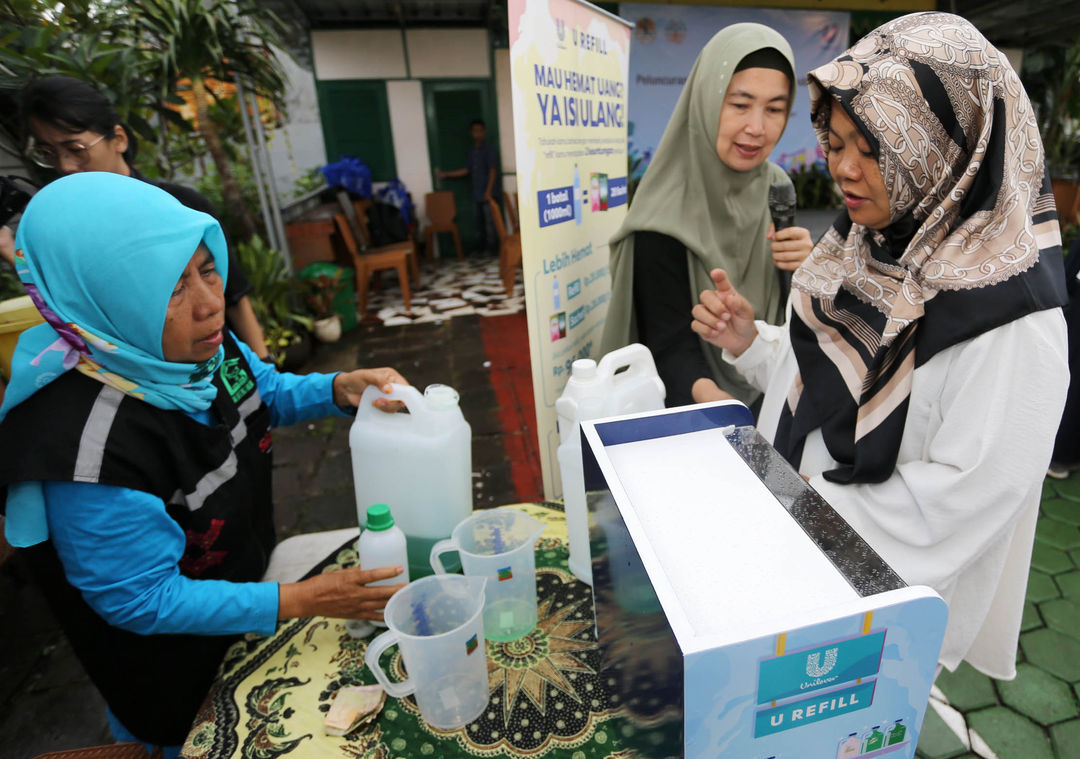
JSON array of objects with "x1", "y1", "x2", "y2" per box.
[
  {"x1": 556, "y1": 363, "x2": 606, "y2": 585},
  {"x1": 349, "y1": 383, "x2": 471, "y2": 579},
  {"x1": 555, "y1": 344, "x2": 665, "y2": 585},
  {"x1": 351, "y1": 503, "x2": 409, "y2": 634},
  {"x1": 599, "y1": 343, "x2": 667, "y2": 417}
]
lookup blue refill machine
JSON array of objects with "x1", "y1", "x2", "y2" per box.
[{"x1": 581, "y1": 401, "x2": 948, "y2": 759}]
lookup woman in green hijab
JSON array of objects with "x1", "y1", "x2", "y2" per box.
[{"x1": 601, "y1": 23, "x2": 812, "y2": 407}]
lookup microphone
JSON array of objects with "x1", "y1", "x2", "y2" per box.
[
  {"x1": 768, "y1": 179, "x2": 798, "y2": 301},
  {"x1": 768, "y1": 179, "x2": 796, "y2": 232}
]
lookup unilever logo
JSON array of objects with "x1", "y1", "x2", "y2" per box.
[
  {"x1": 806, "y1": 647, "x2": 838, "y2": 678},
  {"x1": 757, "y1": 631, "x2": 885, "y2": 706},
  {"x1": 555, "y1": 18, "x2": 566, "y2": 42}
]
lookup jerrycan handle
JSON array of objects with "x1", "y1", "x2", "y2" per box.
[
  {"x1": 429, "y1": 538, "x2": 458, "y2": 575},
  {"x1": 599, "y1": 343, "x2": 659, "y2": 384},
  {"x1": 357, "y1": 383, "x2": 430, "y2": 423},
  {"x1": 364, "y1": 629, "x2": 413, "y2": 699}
]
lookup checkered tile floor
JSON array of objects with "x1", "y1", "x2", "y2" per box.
[{"x1": 366, "y1": 258, "x2": 524, "y2": 326}]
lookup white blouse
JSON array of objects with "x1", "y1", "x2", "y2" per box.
[{"x1": 727, "y1": 307, "x2": 1069, "y2": 678}]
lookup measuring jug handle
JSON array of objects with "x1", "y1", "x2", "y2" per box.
[
  {"x1": 429, "y1": 538, "x2": 458, "y2": 574},
  {"x1": 364, "y1": 629, "x2": 413, "y2": 699}
]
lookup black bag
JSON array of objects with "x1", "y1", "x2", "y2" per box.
[{"x1": 367, "y1": 201, "x2": 409, "y2": 246}]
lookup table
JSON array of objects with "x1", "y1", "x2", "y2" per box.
[
  {"x1": 284, "y1": 202, "x2": 351, "y2": 272},
  {"x1": 178, "y1": 503, "x2": 679, "y2": 759}
]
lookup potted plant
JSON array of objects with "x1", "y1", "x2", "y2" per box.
[
  {"x1": 304, "y1": 273, "x2": 345, "y2": 343},
  {"x1": 788, "y1": 160, "x2": 842, "y2": 210},
  {"x1": 234, "y1": 236, "x2": 313, "y2": 368},
  {"x1": 265, "y1": 324, "x2": 311, "y2": 371},
  {"x1": 1023, "y1": 42, "x2": 1080, "y2": 225}
]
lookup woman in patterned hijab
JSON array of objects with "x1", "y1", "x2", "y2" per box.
[{"x1": 692, "y1": 12, "x2": 1068, "y2": 678}]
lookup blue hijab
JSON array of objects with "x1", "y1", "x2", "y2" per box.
[
  {"x1": 1, "y1": 172, "x2": 229, "y2": 419},
  {"x1": 2, "y1": 172, "x2": 228, "y2": 547}
]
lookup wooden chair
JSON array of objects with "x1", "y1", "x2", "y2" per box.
[
  {"x1": 333, "y1": 212, "x2": 412, "y2": 315},
  {"x1": 488, "y1": 197, "x2": 521, "y2": 297},
  {"x1": 423, "y1": 191, "x2": 464, "y2": 262},
  {"x1": 503, "y1": 190, "x2": 519, "y2": 233}
]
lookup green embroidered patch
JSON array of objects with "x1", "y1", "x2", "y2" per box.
[{"x1": 220, "y1": 358, "x2": 254, "y2": 402}]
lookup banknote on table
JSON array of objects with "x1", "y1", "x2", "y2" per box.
[{"x1": 324, "y1": 684, "x2": 386, "y2": 736}]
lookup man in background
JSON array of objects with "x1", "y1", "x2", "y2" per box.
[{"x1": 437, "y1": 118, "x2": 501, "y2": 257}]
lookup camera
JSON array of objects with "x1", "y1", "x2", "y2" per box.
[{"x1": 0, "y1": 175, "x2": 34, "y2": 228}]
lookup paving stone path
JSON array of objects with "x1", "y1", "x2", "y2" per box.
[{"x1": 916, "y1": 475, "x2": 1080, "y2": 758}]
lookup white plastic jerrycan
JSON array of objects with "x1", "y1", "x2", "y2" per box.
[
  {"x1": 365, "y1": 574, "x2": 488, "y2": 730},
  {"x1": 350, "y1": 383, "x2": 471, "y2": 579},
  {"x1": 555, "y1": 344, "x2": 665, "y2": 585}
]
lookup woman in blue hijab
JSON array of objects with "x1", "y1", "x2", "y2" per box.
[{"x1": 0, "y1": 173, "x2": 408, "y2": 755}]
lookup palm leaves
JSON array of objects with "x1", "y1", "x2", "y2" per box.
[
  {"x1": 128, "y1": 0, "x2": 291, "y2": 240},
  {"x1": 1, "y1": 0, "x2": 294, "y2": 241}
]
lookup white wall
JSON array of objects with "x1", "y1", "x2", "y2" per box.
[
  {"x1": 386, "y1": 80, "x2": 434, "y2": 222},
  {"x1": 494, "y1": 48, "x2": 516, "y2": 194},
  {"x1": 306, "y1": 27, "x2": 504, "y2": 228},
  {"x1": 312, "y1": 29, "x2": 408, "y2": 80},
  {"x1": 406, "y1": 29, "x2": 490, "y2": 78},
  {"x1": 265, "y1": 48, "x2": 327, "y2": 200}
]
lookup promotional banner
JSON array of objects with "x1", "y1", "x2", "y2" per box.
[
  {"x1": 619, "y1": 3, "x2": 849, "y2": 172},
  {"x1": 508, "y1": 0, "x2": 632, "y2": 498}
]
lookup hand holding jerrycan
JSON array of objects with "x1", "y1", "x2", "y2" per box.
[
  {"x1": 556, "y1": 344, "x2": 665, "y2": 585},
  {"x1": 430, "y1": 508, "x2": 544, "y2": 641},
  {"x1": 365, "y1": 575, "x2": 488, "y2": 730},
  {"x1": 350, "y1": 383, "x2": 471, "y2": 578}
]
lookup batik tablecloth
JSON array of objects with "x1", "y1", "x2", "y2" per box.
[{"x1": 179, "y1": 503, "x2": 665, "y2": 759}]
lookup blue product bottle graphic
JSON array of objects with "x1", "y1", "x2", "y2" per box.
[
  {"x1": 553, "y1": 274, "x2": 561, "y2": 311},
  {"x1": 573, "y1": 164, "x2": 582, "y2": 225}
]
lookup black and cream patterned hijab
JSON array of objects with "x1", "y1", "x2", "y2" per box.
[{"x1": 774, "y1": 12, "x2": 1067, "y2": 484}]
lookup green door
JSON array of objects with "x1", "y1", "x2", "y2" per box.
[
  {"x1": 317, "y1": 80, "x2": 397, "y2": 181},
  {"x1": 423, "y1": 80, "x2": 498, "y2": 254}
]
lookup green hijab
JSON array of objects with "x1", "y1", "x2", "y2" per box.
[{"x1": 601, "y1": 23, "x2": 796, "y2": 404}]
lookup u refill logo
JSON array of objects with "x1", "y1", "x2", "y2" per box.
[{"x1": 805, "y1": 647, "x2": 838, "y2": 678}]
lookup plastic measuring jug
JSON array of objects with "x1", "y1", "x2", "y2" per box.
[
  {"x1": 364, "y1": 574, "x2": 488, "y2": 730},
  {"x1": 430, "y1": 507, "x2": 544, "y2": 641},
  {"x1": 350, "y1": 383, "x2": 471, "y2": 578},
  {"x1": 555, "y1": 344, "x2": 665, "y2": 584}
]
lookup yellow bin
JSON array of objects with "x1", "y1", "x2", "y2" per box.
[{"x1": 0, "y1": 295, "x2": 45, "y2": 380}]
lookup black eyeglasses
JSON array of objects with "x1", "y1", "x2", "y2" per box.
[{"x1": 26, "y1": 133, "x2": 108, "y2": 169}]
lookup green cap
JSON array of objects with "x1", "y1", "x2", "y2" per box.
[{"x1": 365, "y1": 503, "x2": 395, "y2": 531}]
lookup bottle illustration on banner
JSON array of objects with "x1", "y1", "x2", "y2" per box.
[
  {"x1": 836, "y1": 732, "x2": 860, "y2": 758},
  {"x1": 861, "y1": 725, "x2": 885, "y2": 753},
  {"x1": 573, "y1": 164, "x2": 582, "y2": 225},
  {"x1": 553, "y1": 274, "x2": 561, "y2": 311},
  {"x1": 885, "y1": 719, "x2": 906, "y2": 746}
]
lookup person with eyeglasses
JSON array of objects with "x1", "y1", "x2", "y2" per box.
[
  {"x1": 1, "y1": 172, "x2": 411, "y2": 756},
  {"x1": 0, "y1": 75, "x2": 270, "y2": 361}
]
